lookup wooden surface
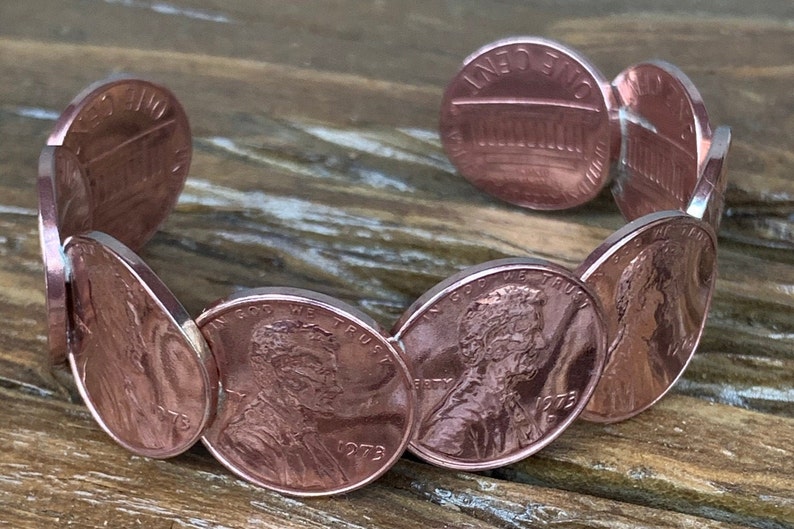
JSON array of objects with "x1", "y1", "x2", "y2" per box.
[{"x1": 1, "y1": 1, "x2": 792, "y2": 528}]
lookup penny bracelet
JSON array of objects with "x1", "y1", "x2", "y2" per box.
[{"x1": 37, "y1": 37, "x2": 730, "y2": 497}]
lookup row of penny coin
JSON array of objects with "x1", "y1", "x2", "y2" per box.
[{"x1": 38, "y1": 37, "x2": 730, "y2": 496}]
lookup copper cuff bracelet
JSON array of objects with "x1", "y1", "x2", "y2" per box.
[{"x1": 38, "y1": 37, "x2": 730, "y2": 496}]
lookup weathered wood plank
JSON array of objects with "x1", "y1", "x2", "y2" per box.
[
  {"x1": 679, "y1": 353, "x2": 794, "y2": 417},
  {"x1": 0, "y1": 388, "x2": 752, "y2": 529},
  {"x1": 500, "y1": 395, "x2": 794, "y2": 529},
  {"x1": 0, "y1": 388, "x2": 499, "y2": 529},
  {"x1": 386, "y1": 462, "x2": 750, "y2": 529}
]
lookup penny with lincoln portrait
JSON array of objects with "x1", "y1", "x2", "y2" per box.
[
  {"x1": 577, "y1": 211, "x2": 717, "y2": 423},
  {"x1": 392, "y1": 258, "x2": 607, "y2": 470},
  {"x1": 196, "y1": 288, "x2": 415, "y2": 496},
  {"x1": 65, "y1": 232, "x2": 218, "y2": 457},
  {"x1": 48, "y1": 77, "x2": 191, "y2": 251}
]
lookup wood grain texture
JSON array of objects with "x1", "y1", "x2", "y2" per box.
[{"x1": 0, "y1": 1, "x2": 792, "y2": 528}]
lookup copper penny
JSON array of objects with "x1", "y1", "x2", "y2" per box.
[
  {"x1": 48, "y1": 77, "x2": 191, "y2": 251},
  {"x1": 37, "y1": 145, "x2": 93, "y2": 366},
  {"x1": 392, "y1": 258, "x2": 607, "y2": 470},
  {"x1": 197, "y1": 288, "x2": 415, "y2": 496},
  {"x1": 686, "y1": 126, "x2": 732, "y2": 232},
  {"x1": 612, "y1": 61, "x2": 712, "y2": 221},
  {"x1": 440, "y1": 37, "x2": 613, "y2": 210},
  {"x1": 577, "y1": 212, "x2": 717, "y2": 423},
  {"x1": 65, "y1": 232, "x2": 217, "y2": 457}
]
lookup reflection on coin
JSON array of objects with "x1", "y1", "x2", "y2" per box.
[
  {"x1": 577, "y1": 212, "x2": 717, "y2": 423},
  {"x1": 197, "y1": 288, "x2": 415, "y2": 496},
  {"x1": 49, "y1": 77, "x2": 191, "y2": 251},
  {"x1": 612, "y1": 61, "x2": 712, "y2": 221},
  {"x1": 440, "y1": 37, "x2": 613, "y2": 210},
  {"x1": 37, "y1": 146, "x2": 93, "y2": 366},
  {"x1": 686, "y1": 126, "x2": 732, "y2": 232},
  {"x1": 66, "y1": 232, "x2": 217, "y2": 457},
  {"x1": 392, "y1": 258, "x2": 607, "y2": 470}
]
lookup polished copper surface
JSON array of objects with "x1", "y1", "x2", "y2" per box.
[
  {"x1": 577, "y1": 212, "x2": 717, "y2": 423},
  {"x1": 48, "y1": 77, "x2": 191, "y2": 251},
  {"x1": 38, "y1": 56, "x2": 727, "y2": 493},
  {"x1": 66, "y1": 232, "x2": 217, "y2": 458},
  {"x1": 197, "y1": 288, "x2": 415, "y2": 496},
  {"x1": 37, "y1": 146, "x2": 91, "y2": 366},
  {"x1": 439, "y1": 37, "x2": 613, "y2": 210},
  {"x1": 686, "y1": 126, "x2": 732, "y2": 232},
  {"x1": 392, "y1": 258, "x2": 607, "y2": 470},
  {"x1": 612, "y1": 62, "x2": 713, "y2": 221}
]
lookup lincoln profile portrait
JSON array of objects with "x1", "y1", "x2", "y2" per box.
[
  {"x1": 591, "y1": 241, "x2": 687, "y2": 414},
  {"x1": 419, "y1": 284, "x2": 568, "y2": 460},
  {"x1": 221, "y1": 319, "x2": 348, "y2": 489}
]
